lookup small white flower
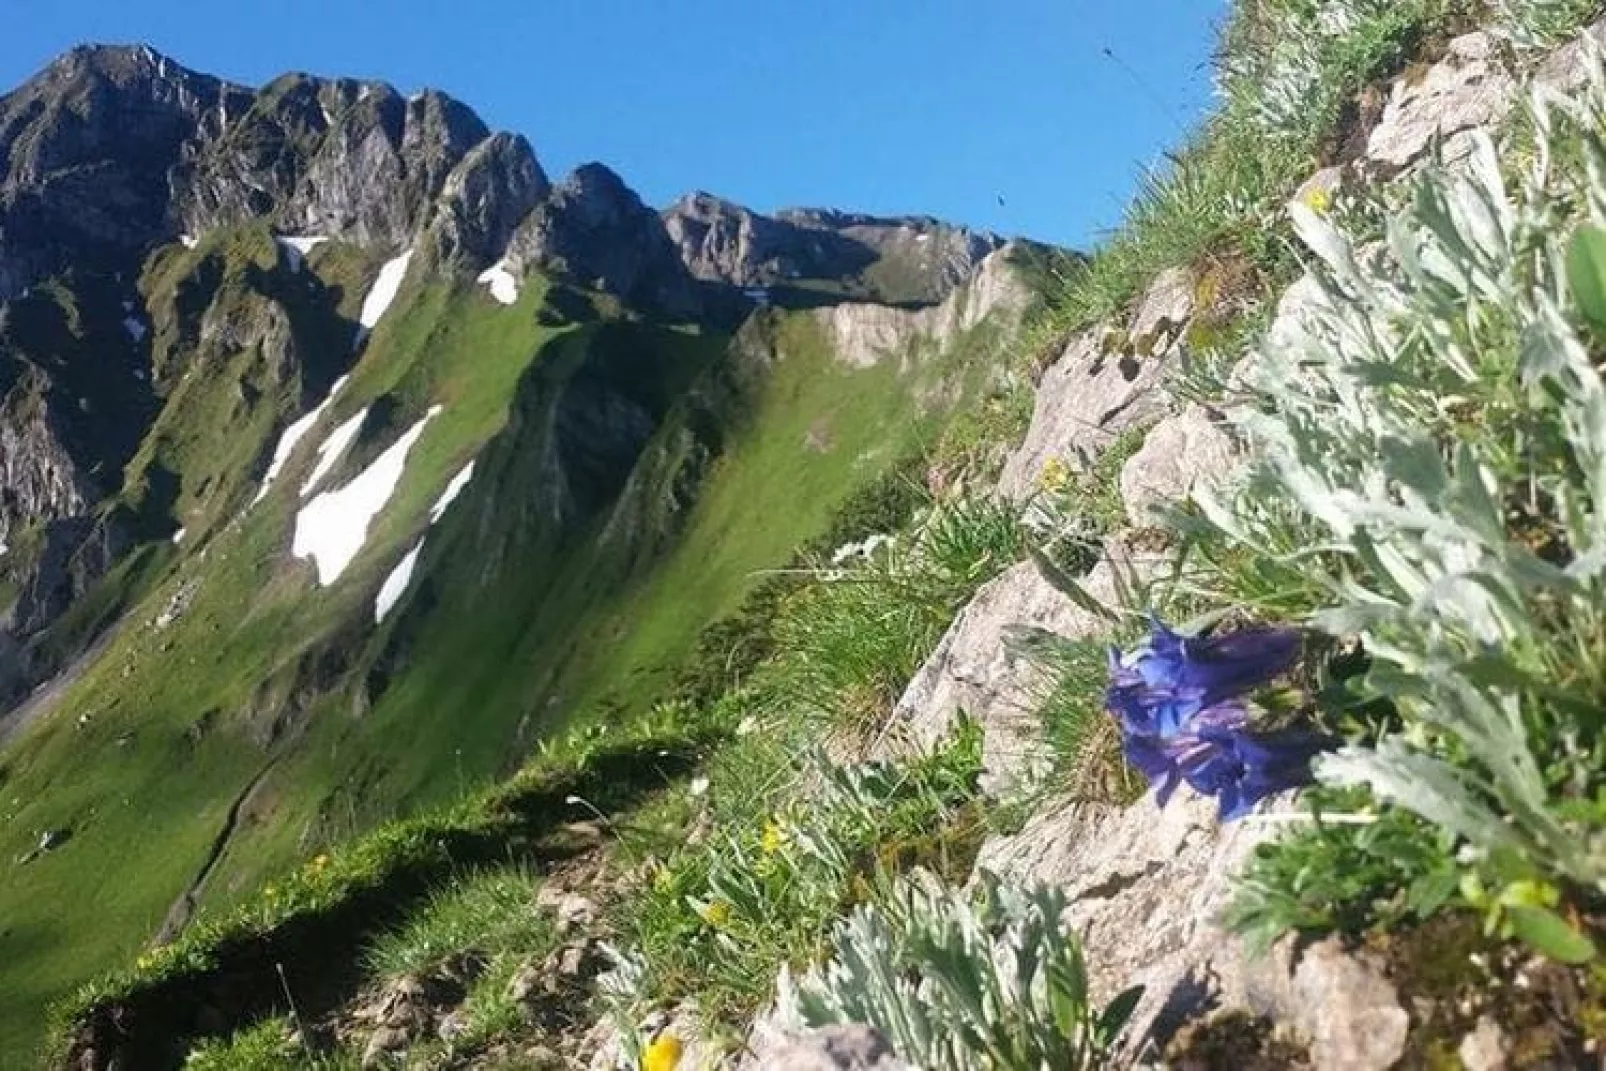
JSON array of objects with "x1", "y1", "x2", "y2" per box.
[
  {"x1": 688, "y1": 776, "x2": 710, "y2": 797},
  {"x1": 736, "y1": 717, "x2": 759, "y2": 737}
]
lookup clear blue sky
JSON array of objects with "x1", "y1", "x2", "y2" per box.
[{"x1": 2, "y1": 1, "x2": 1229, "y2": 250}]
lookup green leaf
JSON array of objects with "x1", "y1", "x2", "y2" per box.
[
  {"x1": 1506, "y1": 904, "x2": 1598, "y2": 965},
  {"x1": 1096, "y1": 985, "x2": 1145, "y2": 1043},
  {"x1": 1027, "y1": 546, "x2": 1121, "y2": 624},
  {"x1": 1567, "y1": 225, "x2": 1606, "y2": 334}
]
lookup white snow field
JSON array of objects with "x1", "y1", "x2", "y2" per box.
[{"x1": 293, "y1": 406, "x2": 442, "y2": 586}]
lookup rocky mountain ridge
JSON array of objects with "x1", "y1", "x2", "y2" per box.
[
  {"x1": 0, "y1": 40, "x2": 1022, "y2": 715},
  {"x1": 0, "y1": 42, "x2": 1041, "y2": 1061},
  {"x1": 1, "y1": 44, "x2": 1005, "y2": 304}
]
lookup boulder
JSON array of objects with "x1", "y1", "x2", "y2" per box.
[
  {"x1": 1118, "y1": 405, "x2": 1239, "y2": 526},
  {"x1": 758, "y1": 1025, "x2": 915, "y2": 1070},
  {"x1": 1535, "y1": 16, "x2": 1606, "y2": 95},
  {"x1": 975, "y1": 789, "x2": 1410, "y2": 1070},
  {"x1": 1364, "y1": 32, "x2": 1517, "y2": 174},
  {"x1": 872, "y1": 549, "x2": 1144, "y2": 794},
  {"x1": 1128, "y1": 266, "x2": 1195, "y2": 357},
  {"x1": 998, "y1": 329, "x2": 1170, "y2": 500}
]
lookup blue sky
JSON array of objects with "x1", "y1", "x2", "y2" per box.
[{"x1": 1, "y1": 1, "x2": 1228, "y2": 249}]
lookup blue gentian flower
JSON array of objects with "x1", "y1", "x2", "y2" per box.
[
  {"x1": 1123, "y1": 701, "x2": 1248, "y2": 806},
  {"x1": 1105, "y1": 614, "x2": 1323, "y2": 821},
  {"x1": 1106, "y1": 615, "x2": 1301, "y2": 739},
  {"x1": 1180, "y1": 724, "x2": 1335, "y2": 820}
]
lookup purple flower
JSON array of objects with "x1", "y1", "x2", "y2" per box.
[
  {"x1": 1127, "y1": 713, "x2": 1331, "y2": 820},
  {"x1": 1123, "y1": 701, "x2": 1249, "y2": 806},
  {"x1": 1184, "y1": 724, "x2": 1334, "y2": 820},
  {"x1": 1105, "y1": 614, "x2": 1324, "y2": 821},
  {"x1": 1106, "y1": 615, "x2": 1301, "y2": 739}
]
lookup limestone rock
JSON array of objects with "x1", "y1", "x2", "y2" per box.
[
  {"x1": 1288, "y1": 941, "x2": 1409, "y2": 1071},
  {"x1": 664, "y1": 192, "x2": 1003, "y2": 306},
  {"x1": 810, "y1": 245, "x2": 1030, "y2": 371},
  {"x1": 1365, "y1": 32, "x2": 1517, "y2": 174},
  {"x1": 975, "y1": 787, "x2": 1411, "y2": 1069},
  {"x1": 778, "y1": 207, "x2": 1006, "y2": 305},
  {"x1": 872, "y1": 554, "x2": 1132, "y2": 793},
  {"x1": 425, "y1": 131, "x2": 550, "y2": 267},
  {"x1": 976, "y1": 786, "x2": 1275, "y2": 1060},
  {"x1": 506, "y1": 163, "x2": 700, "y2": 317},
  {"x1": 998, "y1": 328, "x2": 1172, "y2": 501},
  {"x1": 1459, "y1": 1014, "x2": 1511, "y2": 1071},
  {"x1": 1535, "y1": 16, "x2": 1606, "y2": 95},
  {"x1": 758, "y1": 1025, "x2": 914, "y2": 1070},
  {"x1": 1118, "y1": 405, "x2": 1238, "y2": 526},
  {"x1": 1128, "y1": 266, "x2": 1195, "y2": 357}
]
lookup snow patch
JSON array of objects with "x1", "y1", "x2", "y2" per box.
[
  {"x1": 276, "y1": 235, "x2": 329, "y2": 273},
  {"x1": 430, "y1": 461, "x2": 476, "y2": 523},
  {"x1": 172, "y1": 527, "x2": 187, "y2": 545},
  {"x1": 355, "y1": 250, "x2": 414, "y2": 348},
  {"x1": 123, "y1": 317, "x2": 147, "y2": 343},
  {"x1": 253, "y1": 374, "x2": 351, "y2": 505},
  {"x1": 300, "y1": 405, "x2": 367, "y2": 497},
  {"x1": 374, "y1": 541, "x2": 423, "y2": 623},
  {"x1": 293, "y1": 406, "x2": 441, "y2": 586},
  {"x1": 180, "y1": 234, "x2": 198, "y2": 249},
  {"x1": 476, "y1": 262, "x2": 519, "y2": 305},
  {"x1": 369, "y1": 459, "x2": 475, "y2": 625}
]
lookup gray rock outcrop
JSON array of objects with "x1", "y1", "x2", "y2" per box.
[
  {"x1": 810, "y1": 243, "x2": 1032, "y2": 371},
  {"x1": 1364, "y1": 32, "x2": 1517, "y2": 174},
  {"x1": 425, "y1": 131, "x2": 549, "y2": 266},
  {"x1": 507, "y1": 163, "x2": 701, "y2": 317},
  {"x1": 662, "y1": 193, "x2": 1005, "y2": 306},
  {"x1": 1118, "y1": 404, "x2": 1238, "y2": 526}
]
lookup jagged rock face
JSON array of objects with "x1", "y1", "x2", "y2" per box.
[
  {"x1": 508, "y1": 163, "x2": 700, "y2": 316},
  {"x1": 176, "y1": 79, "x2": 489, "y2": 251},
  {"x1": 663, "y1": 191, "x2": 877, "y2": 287},
  {"x1": 425, "y1": 132, "x2": 550, "y2": 266},
  {"x1": 662, "y1": 192, "x2": 1005, "y2": 305},
  {"x1": 0, "y1": 46, "x2": 501, "y2": 300},
  {"x1": 782, "y1": 207, "x2": 1005, "y2": 303},
  {"x1": 0, "y1": 45, "x2": 240, "y2": 296},
  {"x1": 0, "y1": 385, "x2": 97, "y2": 544}
]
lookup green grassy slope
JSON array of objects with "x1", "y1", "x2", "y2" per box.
[{"x1": 0, "y1": 235, "x2": 1023, "y2": 1062}]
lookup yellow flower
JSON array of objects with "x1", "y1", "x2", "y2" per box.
[
  {"x1": 1037, "y1": 456, "x2": 1071, "y2": 495},
  {"x1": 135, "y1": 953, "x2": 156, "y2": 972},
  {"x1": 263, "y1": 884, "x2": 278, "y2": 901},
  {"x1": 700, "y1": 899, "x2": 732, "y2": 928},
  {"x1": 1301, "y1": 185, "x2": 1334, "y2": 216},
  {"x1": 642, "y1": 1032, "x2": 683, "y2": 1071},
  {"x1": 309, "y1": 854, "x2": 331, "y2": 873},
  {"x1": 761, "y1": 818, "x2": 789, "y2": 856}
]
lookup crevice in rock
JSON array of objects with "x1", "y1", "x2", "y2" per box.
[{"x1": 1074, "y1": 858, "x2": 1164, "y2": 902}]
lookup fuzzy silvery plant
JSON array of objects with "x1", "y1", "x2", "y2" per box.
[
  {"x1": 781, "y1": 869, "x2": 1141, "y2": 1071},
  {"x1": 1216, "y1": 0, "x2": 1418, "y2": 141},
  {"x1": 1184, "y1": 62, "x2": 1606, "y2": 952},
  {"x1": 1494, "y1": 0, "x2": 1604, "y2": 48}
]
